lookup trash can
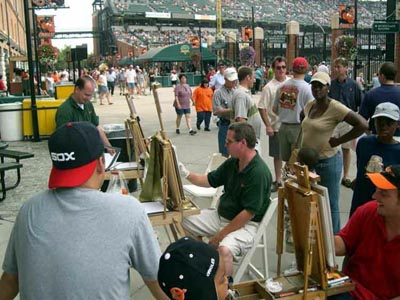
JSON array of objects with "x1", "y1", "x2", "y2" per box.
[
  {"x1": 101, "y1": 124, "x2": 137, "y2": 193},
  {"x1": 0, "y1": 102, "x2": 23, "y2": 141}
]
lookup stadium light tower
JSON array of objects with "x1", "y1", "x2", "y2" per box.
[{"x1": 216, "y1": 0, "x2": 223, "y2": 40}]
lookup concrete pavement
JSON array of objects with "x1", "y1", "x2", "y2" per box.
[{"x1": 0, "y1": 86, "x2": 356, "y2": 299}]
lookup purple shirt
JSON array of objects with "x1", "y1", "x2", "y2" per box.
[{"x1": 175, "y1": 84, "x2": 192, "y2": 109}]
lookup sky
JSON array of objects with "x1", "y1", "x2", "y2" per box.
[{"x1": 36, "y1": 0, "x2": 94, "y2": 53}]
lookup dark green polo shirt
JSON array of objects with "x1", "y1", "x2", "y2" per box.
[
  {"x1": 55, "y1": 96, "x2": 99, "y2": 128},
  {"x1": 208, "y1": 153, "x2": 272, "y2": 222}
]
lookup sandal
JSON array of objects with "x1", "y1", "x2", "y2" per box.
[{"x1": 341, "y1": 178, "x2": 352, "y2": 188}]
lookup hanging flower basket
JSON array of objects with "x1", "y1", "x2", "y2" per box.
[
  {"x1": 38, "y1": 44, "x2": 58, "y2": 68},
  {"x1": 239, "y1": 46, "x2": 255, "y2": 66},
  {"x1": 334, "y1": 35, "x2": 358, "y2": 60}
]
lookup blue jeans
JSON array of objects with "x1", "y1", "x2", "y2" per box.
[
  {"x1": 314, "y1": 151, "x2": 343, "y2": 234},
  {"x1": 196, "y1": 111, "x2": 212, "y2": 129},
  {"x1": 218, "y1": 122, "x2": 229, "y2": 156}
]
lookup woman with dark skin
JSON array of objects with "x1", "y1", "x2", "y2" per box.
[{"x1": 301, "y1": 72, "x2": 367, "y2": 233}]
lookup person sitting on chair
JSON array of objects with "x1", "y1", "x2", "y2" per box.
[
  {"x1": 333, "y1": 165, "x2": 400, "y2": 300},
  {"x1": 179, "y1": 122, "x2": 272, "y2": 278}
]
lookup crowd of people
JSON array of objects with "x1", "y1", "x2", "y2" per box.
[
  {"x1": 0, "y1": 55, "x2": 399, "y2": 300},
  {"x1": 109, "y1": 0, "x2": 384, "y2": 29}
]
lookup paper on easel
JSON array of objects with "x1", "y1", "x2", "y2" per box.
[
  {"x1": 141, "y1": 201, "x2": 169, "y2": 215},
  {"x1": 104, "y1": 149, "x2": 121, "y2": 171}
]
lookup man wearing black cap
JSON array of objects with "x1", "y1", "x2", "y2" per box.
[
  {"x1": 0, "y1": 122, "x2": 167, "y2": 300},
  {"x1": 334, "y1": 165, "x2": 400, "y2": 300},
  {"x1": 158, "y1": 237, "x2": 228, "y2": 300}
]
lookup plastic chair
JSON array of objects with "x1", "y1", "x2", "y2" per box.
[
  {"x1": 183, "y1": 153, "x2": 227, "y2": 207},
  {"x1": 233, "y1": 197, "x2": 278, "y2": 282}
]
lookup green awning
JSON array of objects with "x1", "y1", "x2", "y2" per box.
[{"x1": 136, "y1": 43, "x2": 217, "y2": 63}]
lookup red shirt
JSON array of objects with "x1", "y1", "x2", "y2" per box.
[
  {"x1": 339, "y1": 201, "x2": 400, "y2": 300},
  {"x1": 0, "y1": 79, "x2": 6, "y2": 91}
]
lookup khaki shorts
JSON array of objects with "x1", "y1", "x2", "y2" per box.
[
  {"x1": 182, "y1": 208, "x2": 259, "y2": 261},
  {"x1": 333, "y1": 122, "x2": 353, "y2": 149}
]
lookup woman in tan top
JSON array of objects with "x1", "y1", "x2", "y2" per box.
[{"x1": 301, "y1": 72, "x2": 367, "y2": 234}]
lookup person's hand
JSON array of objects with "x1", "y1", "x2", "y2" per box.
[
  {"x1": 266, "y1": 126, "x2": 274, "y2": 137},
  {"x1": 328, "y1": 137, "x2": 341, "y2": 148},
  {"x1": 178, "y1": 162, "x2": 190, "y2": 178},
  {"x1": 208, "y1": 234, "x2": 221, "y2": 249},
  {"x1": 106, "y1": 146, "x2": 116, "y2": 155}
]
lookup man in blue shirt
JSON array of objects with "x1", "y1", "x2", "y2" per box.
[
  {"x1": 329, "y1": 57, "x2": 363, "y2": 188},
  {"x1": 359, "y1": 62, "x2": 400, "y2": 139}
]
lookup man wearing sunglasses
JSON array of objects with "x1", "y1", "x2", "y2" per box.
[
  {"x1": 258, "y1": 56, "x2": 289, "y2": 192},
  {"x1": 179, "y1": 122, "x2": 272, "y2": 279},
  {"x1": 333, "y1": 165, "x2": 400, "y2": 300}
]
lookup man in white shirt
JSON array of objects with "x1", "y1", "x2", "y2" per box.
[
  {"x1": 209, "y1": 62, "x2": 226, "y2": 91},
  {"x1": 125, "y1": 65, "x2": 137, "y2": 99},
  {"x1": 258, "y1": 56, "x2": 289, "y2": 192}
]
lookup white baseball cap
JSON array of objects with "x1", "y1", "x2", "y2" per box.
[
  {"x1": 310, "y1": 71, "x2": 331, "y2": 86},
  {"x1": 223, "y1": 67, "x2": 238, "y2": 81},
  {"x1": 372, "y1": 102, "x2": 400, "y2": 121}
]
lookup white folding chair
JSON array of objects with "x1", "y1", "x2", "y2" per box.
[
  {"x1": 233, "y1": 197, "x2": 278, "y2": 282},
  {"x1": 183, "y1": 153, "x2": 227, "y2": 207}
]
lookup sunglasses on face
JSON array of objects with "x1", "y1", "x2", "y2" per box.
[{"x1": 275, "y1": 66, "x2": 286, "y2": 70}]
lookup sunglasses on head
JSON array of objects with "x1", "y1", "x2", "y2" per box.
[{"x1": 275, "y1": 66, "x2": 286, "y2": 70}]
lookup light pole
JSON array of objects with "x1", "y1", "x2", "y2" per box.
[
  {"x1": 353, "y1": 0, "x2": 358, "y2": 79},
  {"x1": 23, "y1": 0, "x2": 40, "y2": 141}
]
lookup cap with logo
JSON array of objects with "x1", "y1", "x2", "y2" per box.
[
  {"x1": 367, "y1": 165, "x2": 400, "y2": 190},
  {"x1": 158, "y1": 237, "x2": 219, "y2": 300},
  {"x1": 223, "y1": 67, "x2": 238, "y2": 82},
  {"x1": 371, "y1": 102, "x2": 400, "y2": 121},
  {"x1": 310, "y1": 71, "x2": 331, "y2": 86},
  {"x1": 292, "y1": 57, "x2": 309, "y2": 74},
  {"x1": 48, "y1": 122, "x2": 104, "y2": 189}
]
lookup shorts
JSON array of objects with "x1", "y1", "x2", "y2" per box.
[
  {"x1": 269, "y1": 132, "x2": 280, "y2": 158},
  {"x1": 171, "y1": 80, "x2": 177, "y2": 85},
  {"x1": 278, "y1": 123, "x2": 301, "y2": 161},
  {"x1": 98, "y1": 85, "x2": 108, "y2": 93},
  {"x1": 333, "y1": 122, "x2": 353, "y2": 149},
  {"x1": 182, "y1": 208, "x2": 259, "y2": 261},
  {"x1": 175, "y1": 108, "x2": 191, "y2": 115},
  {"x1": 119, "y1": 81, "x2": 126, "y2": 88},
  {"x1": 127, "y1": 82, "x2": 135, "y2": 88}
]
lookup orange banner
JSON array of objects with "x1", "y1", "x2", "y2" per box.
[{"x1": 339, "y1": 5, "x2": 355, "y2": 28}]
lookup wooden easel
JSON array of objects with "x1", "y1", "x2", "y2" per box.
[
  {"x1": 146, "y1": 84, "x2": 199, "y2": 240},
  {"x1": 104, "y1": 95, "x2": 146, "y2": 181},
  {"x1": 273, "y1": 163, "x2": 354, "y2": 299}
]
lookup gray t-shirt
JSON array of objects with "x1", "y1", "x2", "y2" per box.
[
  {"x1": 212, "y1": 85, "x2": 234, "y2": 121},
  {"x1": 273, "y1": 78, "x2": 313, "y2": 123},
  {"x1": 3, "y1": 188, "x2": 161, "y2": 300},
  {"x1": 232, "y1": 85, "x2": 262, "y2": 138}
]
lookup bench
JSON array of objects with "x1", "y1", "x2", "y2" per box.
[
  {"x1": 0, "y1": 162, "x2": 23, "y2": 201},
  {"x1": 0, "y1": 149, "x2": 34, "y2": 192}
]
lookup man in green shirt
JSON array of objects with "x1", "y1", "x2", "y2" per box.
[
  {"x1": 56, "y1": 76, "x2": 113, "y2": 152},
  {"x1": 179, "y1": 122, "x2": 272, "y2": 277}
]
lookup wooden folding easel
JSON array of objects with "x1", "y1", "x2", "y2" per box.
[
  {"x1": 123, "y1": 93, "x2": 150, "y2": 186},
  {"x1": 104, "y1": 95, "x2": 146, "y2": 181},
  {"x1": 145, "y1": 84, "x2": 199, "y2": 240},
  {"x1": 271, "y1": 163, "x2": 354, "y2": 299}
]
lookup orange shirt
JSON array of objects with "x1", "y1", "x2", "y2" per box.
[
  {"x1": 193, "y1": 86, "x2": 213, "y2": 112},
  {"x1": 52, "y1": 73, "x2": 59, "y2": 83}
]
